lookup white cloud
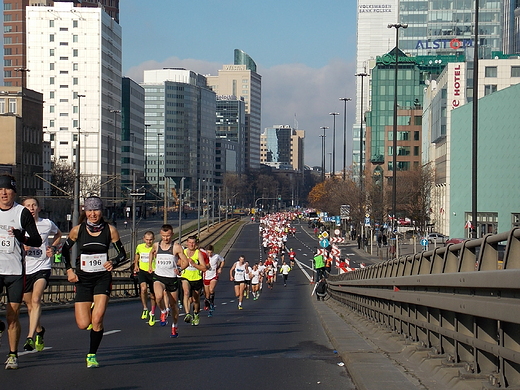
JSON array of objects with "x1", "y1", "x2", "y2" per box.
[{"x1": 124, "y1": 56, "x2": 357, "y2": 169}]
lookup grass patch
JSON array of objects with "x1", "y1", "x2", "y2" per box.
[{"x1": 212, "y1": 221, "x2": 245, "y2": 254}]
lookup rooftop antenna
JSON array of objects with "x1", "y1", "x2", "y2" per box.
[{"x1": 293, "y1": 113, "x2": 299, "y2": 130}]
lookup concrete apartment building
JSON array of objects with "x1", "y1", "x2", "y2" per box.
[{"x1": 25, "y1": 1, "x2": 122, "y2": 206}]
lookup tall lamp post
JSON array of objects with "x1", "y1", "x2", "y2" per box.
[
  {"x1": 471, "y1": 0, "x2": 480, "y2": 238},
  {"x1": 339, "y1": 98, "x2": 352, "y2": 180},
  {"x1": 156, "y1": 132, "x2": 163, "y2": 217},
  {"x1": 72, "y1": 94, "x2": 86, "y2": 230},
  {"x1": 319, "y1": 126, "x2": 329, "y2": 182},
  {"x1": 329, "y1": 112, "x2": 339, "y2": 177},
  {"x1": 388, "y1": 23, "x2": 408, "y2": 234},
  {"x1": 354, "y1": 72, "x2": 368, "y2": 193},
  {"x1": 109, "y1": 109, "x2": 121, "y2": 211}
]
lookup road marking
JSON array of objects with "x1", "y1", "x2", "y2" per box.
[
  {"x1": 18, "y1": 347, "x2": 52, "y2": 356},
  {"x1": 103, "y1": 329, "x2": 121, "y2": 336}
]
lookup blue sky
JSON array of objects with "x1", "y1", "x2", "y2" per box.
[{"x1": 121, "y1": 0, "x2": 359, "y2": 168}]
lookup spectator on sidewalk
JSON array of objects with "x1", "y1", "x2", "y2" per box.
[{"x1": 316, "y1": 277, "x2": 327, "y2": 301}]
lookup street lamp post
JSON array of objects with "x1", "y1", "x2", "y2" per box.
[
  {"x1": 329, "y1": 112, "x2": 339, "y2": 177},
  {"x1": 354, "y1": 72, "x2": 368, "y2": 193},
  {"x1": 471, "y1": 0, "x2": 480, "y2": 238},
  {"x1": 109, "y1": 109, "x2": 121, "y2": 212},
  {"x1": 320, "y1": 126, "x2": 329, "y2": 182},
  {"x1": 388, "y1": 23, "x2": 408, "y2": 235},
  {"x1": 339, "y1": 98, "x2": 352, "y2": 180},
  {"x1": 72, "y1": 94, "x2": 86, "y2": 230},
  {"x1": 156, "y1": 132, "x2": 163, "y2": 217}
]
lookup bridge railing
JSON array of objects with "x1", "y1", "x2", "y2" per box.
[{"x1": 327, "y1": 228, "x2": 520, "y2": 388}]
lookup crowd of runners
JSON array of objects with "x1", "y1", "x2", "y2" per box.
[{"x1": 0, "y1": 173, "x2": 303, "y2": 370}]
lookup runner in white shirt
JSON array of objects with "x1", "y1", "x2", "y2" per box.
[
  {"x1": 203, "y1": 244, "x2": 224, "y2": 317},
  {"x1": 229, "y1": 256, "x2": 248, "y2": 310},
  {"x1": 22, "y1": 197, "x2": 62, "y2": 352},
  {"x1": 250, "y1": 264, "x2": 261, "y2": 300},
  {"x1": 280, "y1": 261, "x2": 291, "y2": 287}
]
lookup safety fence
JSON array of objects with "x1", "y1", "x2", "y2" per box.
[{"x1": 327, "y1": 228, "x2": 520, "y2": 389}]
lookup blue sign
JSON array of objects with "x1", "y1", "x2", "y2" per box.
[
  {"x1": 320, "y1": 239, "x2": 330, "y2": 248},
  {"x1": 420, "y1": 238, "x2": 428, "y2": 246}
]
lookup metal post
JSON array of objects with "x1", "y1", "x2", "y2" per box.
[
  {"x1": 163, "y1": 177, "x2": 168, "y2": 224},
  {"x1": 197, "y1": 179, "x2": 201, "y2": 238},
  {"x1": 471, "y1": 0, "x2": 480, "y2": 238},
  {"x1": 178, "y1": 177, "x2": 184, "y2": 244},
  {"x1": 72, "y1": 94, "x2": 86, "y2": 230},
  {"x1": 131, "y1": 171, "x2": 137, "y2": 254},
  {"x1": 339, "y1": 98, "x2": 351, "y2": 181},
  {"x1": 320, "y1": 126, "x2": 328, "y2": 181},
  {"x1": 329, "y1": 112, "x2": 339, "y2": 177},
  {"x1": 156, "y1": 132, "x2": 162, "y2": 218},
  {"x1": 355, "y1": 72, "x2": 368, "y2": 192}
]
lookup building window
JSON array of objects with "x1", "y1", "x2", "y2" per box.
[
  {"x1": 50, "y1": 49, "x2": 55, "y2": 56},
  {"x1": 50, "y1": 91, "x2": 55, "y2": 99},
  {"x1": 414, "y1": 131, "x2": 419, "y2": 141},
  {"x1": 73, "y1": 49, "x2": 78, "y2": 57},
  {"x1": 4, "y1": 26, "x2": 12, "y2": 33},
  {"x1": 50, "y1": 63, "x2": 54, "y2": 70},
  {"x1": 73, "y1": 106, "x2": 78, "y2": 113},
  {"x1": 4, "y1": 15, "x2": 12, "y2": 22},
  {"x1": 73, "y1": 120, "x2": 78, "y2": 128},
  {"x1": 60, "y1": 70, "x2": 68, "y2": 74},
  {"x1": 3, "y1": 71, "x2": 11, "y2": 78},
  {"x1": 513, "y1": 213, "x2": 520, "y2": 229},
  {"x1": 50, "y1": 77, "x2": 55, "y2": 85},
  {"x1": 49, "y1": 106, "x2": 55, "y2": 113},
  {"x1": 49, "y1": 120, "x2": 55, "y2": 127},
  {"x1": 60, "y1": 56, "x2": 68, "y2": 60},
  {"x1": 73, "y1": 77, "x2": 78, "y2": 85},
  {"x1": 59, "y1": 113, "x2": 69, "y2": 117},
  {"x1": 60, "y1": 42, "x2": 68, "y2": 46},
  {"x1": 414, "y1": 146, "x2": 420, "y2": 156},
  {"x1": 59, "y1": 85, "x2": 69, "y2": 88},
  {"x1": 4, "y1": 3, "x2": 12, "y2": 10},
  {"x1": 0, "y1": 99, "x2": 5, "y2": 113},
  {"x1": 511, "y1": 66, "x2": 520, "y2": 77},
  {"x1": 484, "y1": 85, "x2": 497, "y2": 95},
  {"x1": 49, "y1": 20, "x2": 54, "y2": 27},
  {"x1": 4, "y1": 37, "x2": 12, "y2": 44},
  {"x1": 49, "y1": 35, "x2": 54, "y2": 42},
  {"x1": 73, "y1": 35, "x2": 78, "y2": 42},
  {"x1": 60, "y1": 27, "x2": 68, "y2": 31},
  {"x1": 8, "y1": 99, "x2": 16, "y2": 113},
  {"x1": 4, "y1": 48, "x2": 12, "y2": 55},
  {"x1": 485, "y1": 66, "x2": 497, "y2": 77},
  {"x1": 73, "y1": 63, "x2": 78, "y2": 71},
  {"x1": 73, "y1": 20, "x2": 78, "y2": 28}
]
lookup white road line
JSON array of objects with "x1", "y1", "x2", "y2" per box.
[
  {"x1": 18, "y1": 347, "x2": 52, "y2": 356},
  {"x1": 103, "y1": 330, "x2": 121, "y2": 336}
]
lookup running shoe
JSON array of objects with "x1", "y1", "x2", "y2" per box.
[
  {"x1": 159, "y1": 311, "x2": 168, "y2": 326},
  {"x1": 86, "y1": 353, "x2": 99, "y2": 368},
  {"x1": 0, "y1": 320, "x2": 4, "y2": 347},
  {"x1": 24, "y1": 337, "x2": 35, "y2": 351},
  {"x1": 148, "y1": 312, "x2": 156, "y2": 326},
  {"x1": 86, "y1": 323, "x2": 93, "y2": 330},
  {"x1": 204, "y1": 299, "x2": 210, "y2": 311},
  {"x1": 141, "y1": 309, "x2": 149, "y2": 320},
  {"x1": 210, "y1": 303, "x2": 215, "y2": 311},
  {"x1": 184, "y1": 313, "x2": 192, "y2": 323},
  {"x1": 170, "y1": 327, "x2": 178, "y2": 338},
  {"x1": 208, "y1": 310, "x2": 213, "y2": 318},
  {"x1": 238, "y1": 305, "x2": 243, "y2": 310},
  {"x1": 35, "y1": 327, "x2": 45, "y2": 352},
  {"x1": 5, "y1": 354, "x2": 18, "y2": 370},
  {"x1": 191, "y1": 313, "x2": 200, "y2": 326}
]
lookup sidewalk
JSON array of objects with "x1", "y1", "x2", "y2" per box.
[{"x1": 304, "y1": 224, "x2": 482, "y2": 390}]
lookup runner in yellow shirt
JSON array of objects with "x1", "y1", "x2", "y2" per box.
[
  {"x1": 133, "y1": 231, "x2": 156, "y2": 326},
  {"x1": 180, "y1": 236, "x2": 208, "y2": 326}
]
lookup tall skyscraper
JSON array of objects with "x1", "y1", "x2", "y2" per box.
[
  {"x1": 207, "y1": 49, "x2": 262, "y2": 171},
  {"x1": 26, "y1": 1, "x2": 122, "y2": 204},
  {"x1": 141, "y1": 68, "x2": 216, "y2": 195},
  {"x1": 3, "y1": 0, "x2": 120, "y2": 87},
  {"x1": 215, "y1": 96, "x2": 246, "y2": 176}
]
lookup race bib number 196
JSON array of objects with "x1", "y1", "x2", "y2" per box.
[{"x1": 81, "y1": 253, "x2": 108, "y2": 273}]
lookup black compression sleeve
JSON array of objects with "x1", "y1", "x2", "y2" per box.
[
  {"x1": 61, "y1": 237, "x2": 76, "y2": 270},
  {"x1": 21, "y1": 208, "x2": 42, "y2": 247},
  {"x1": 111, "y1": 239, "x2": 127, "y2": 267}
]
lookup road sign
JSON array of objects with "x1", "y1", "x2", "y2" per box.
[
  {"x1": 321, "y1": 231, "x2": 329, "y2": 239},
  {"x1": 364, "y1": 217, "x2": 370, "y2": 227},
  {"x1": 334, "y1": 229, "x2": 341, "y2": 236},
  {"x1": 320, "y1": 238, "x2": 330, "y2": 248},
  {"x1": 420, "y1": 238, "x2": 428, "y2": 246}
]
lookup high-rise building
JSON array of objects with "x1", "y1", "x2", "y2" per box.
[
  {"x1": 2, "y1": 0, "x2": 120, "y2": 87},
  {"x1": 353, "y1": 0, "x2": 519, "y2": 177},
  {"x1": 207, "y1": 49, "x2": 262, "y2": 171},
  {"x1": 121, "y1": 77, "x2": 145, "y2": 189},
  {"x1": 26, "y1": 1, "x2": 122, "y2": 205},
  {"x1": 141, "y1": 68, "x2": 216, "y2": 196},
  {"x1": 260, "y1": 125, "x2": 305, "y2": 172},
  {"x1": 215, "y1": 96, "x2": 246, "y2": 176}
]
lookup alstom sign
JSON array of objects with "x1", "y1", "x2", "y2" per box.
[{"x1": 415, "y1": 38, "x2": 473, "y2": 50}]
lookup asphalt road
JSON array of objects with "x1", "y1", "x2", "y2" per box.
[{"x1": 0, "y1": 222, "x2": 355, "y2": 390}]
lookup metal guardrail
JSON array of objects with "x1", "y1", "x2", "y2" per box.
[
  {"x1": 0, "y1": 218, "x2": 240, "y2": 310},
  {"x1": 327, "y1": 228, "x2": 520, "y2": 389}
]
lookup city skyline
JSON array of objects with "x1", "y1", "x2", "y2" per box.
[{"x1": 120, "y1": 0, "x2": 358, "y2": 170}]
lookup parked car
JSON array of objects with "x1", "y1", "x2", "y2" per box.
[
  {"x1": 445, "y1": 237, "x2": 466, "y2": 246},
  {"x1": 427, "y1": 232, "x2": 448, "y2": 244}
]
